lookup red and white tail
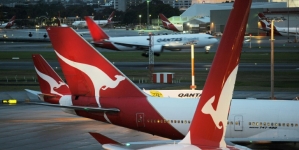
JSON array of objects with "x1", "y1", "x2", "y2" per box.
[
  {"x1": 258, "y1": 13, "x2": 267, "y2": 20},
  {"x1": 46, "y1": 27, "x2": 146, "y2": 107},
  {"x1": 180, "y1": 0, "x2": 251, "y2": 148},
  {"x1": 107, "y1": 11, "x2": 115, "y2": 24},
  {"x1": 5, "y1": 15, "x2": 15, "y2": 28},
  {"x1": 159, "y1": 13, "x2": 179, "y2": 32},
  {"x1": 32, "y1": 54, "x2": 70, "y2": 104},
  {"x1": 85, "y1": 16, "x2": 110, "y2": 42}
]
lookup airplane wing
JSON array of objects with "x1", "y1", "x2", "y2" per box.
[
  {"x1": 89, "y1": 132, "x2": 180, "y2": 150},
  {"x1": 26, "y1": 102, "x2": 120, "y2": 112}
]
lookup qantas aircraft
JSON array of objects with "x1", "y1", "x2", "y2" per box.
[
  {"x1": 85, "y1": 15, "x2": 217, "y2": 57},
  {"x1": 86, "y1": 0, "x2": 251, "y2": 149},
  {"x1": 0, "y1": 16, "x2": 16, "y2": 29},
  {"x1": 29, "y1": 53, "x2": 299, "y2": 144},
  {"x1": 159, "y1": 13, "x2": 183, "y2": 32},
  {"x1": 28, "y1": 0, "x2": 299, "y2": 144},
  {"x1": 72, "y1": 11, "x2": 115, "y2": 28},
  {"x1": 258, "y1": 13, "x2": 299, "y2": 37}
]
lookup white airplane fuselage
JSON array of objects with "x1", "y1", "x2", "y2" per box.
[
  {"x1": 58, "y1": 95, "x2": 299, "y2": 142},
  {"x1": 104, "y1": 33, "x2": 217, "y2": 52},
  {"x1": 72, "y1": 20, "x2": 108, "y2": 27}
]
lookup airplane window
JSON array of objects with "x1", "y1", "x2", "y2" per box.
[
  {"x1": 291, "y1": 123, "x2": 293, "y2": 127},
  {"x1": 263, "y1": 122, "x2": 266, "y2": 126},
  {"x1": 260, "y1": 122, "x2": 262, "y2": 126},
  {"x1": 174, "y1": 120, "x2": 176, "y2": 123},
  {"x1": 267, "y1": 122, "x2": 270, "y2": 126},
  {"x1": 230, "y1": 121, "x2": 233, "y2": 125},
  {"x1": 184, "y1": 120, "x2": 187, "y2": 124},
  {"x1": 271, "y1": 123, "x2": 274, "y2": 126},
  {"x1": 296, "y1": 124, "x2": 298, "y2": 127},
  {"x1": 151, "y1": 119, "x2": 152, "y2": 123},
  {"x1": 147, "y1": 119, "x2": 149, "y2": 123},
  {"x1": 252, "y1": 122, "x2": 255, "y2": 126},
  {"x1": 256, "y1": 122, "x2": 259, "y2": 126},
  {"x1": 249, "y1": 122, "x2": 251, "y2": 125},
  {"x1": 181, "y1": 120, "x2": 183, "y2": 123},
  {"x1": 282, "y1": 123, "x2": 285, "y2": 126},
  {"x1": 164, "y1": 120, "x2": 167, "y2": 123},
  {"x1": 154, "y1": 120, "x2": 156, "y2": 123},
  {"x1": 275, "y1": 123, "x2": 278, "y2": 126},
  {"x1": 278, "y1": 123, "x2": 281, "y2": 126},
  {"x1": 167, "y1": 120, "x2": 170, "y2": 123},
  {"x1": 188, "y1": 120, "x2": 191, "y2": 124},
  {"x1": 287, "y1": 123, "x2": 289, "y2": 127},
  {"x1": 171, "y1": 120, "x2": 173, "y2": 123},
  {"x1": 227, "y1": 122, "x2": 230, "y2": 125},
  {"x1": 157, "y1": 120, "x2": 160, "y2": 123}
]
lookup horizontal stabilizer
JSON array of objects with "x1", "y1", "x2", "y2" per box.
[
  {"x1": 25, "y1": 89, "x2": 42, "y2": 96},
  {"x1": 26, "y1": 102, "x2": 120, "y2": 112}
]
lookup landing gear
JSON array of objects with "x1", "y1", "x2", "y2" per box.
[
  {"x1": 141, "y1": 52, "x2": 160, "y2": 57},
  {"x1": 142, "y1": 52, "x2": 149, "y2": 57}
]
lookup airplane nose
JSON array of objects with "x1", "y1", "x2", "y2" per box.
[{"x1": 211, "y1": 37, "x2": 218, "y2": 44}]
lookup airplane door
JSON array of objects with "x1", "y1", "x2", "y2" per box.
[
  {"x1": 136, "y1": 113, "x2": 145, "y2": 127},
  {"x1": 234, "y1": 115, "x2": 243, "y2": 131}
]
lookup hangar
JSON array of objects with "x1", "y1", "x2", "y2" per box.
[{"x1": 167, "y1": 2, "x2": 298, "y2": 35}]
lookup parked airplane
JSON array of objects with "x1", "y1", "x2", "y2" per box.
[
  {"x1": 0, "y1": 15, "x2": 16, "y2": 29},
  {"x1": 28, "y1": 2, "x2": 299, "y2": 143},
  {"x1": 87, "y1": 0, "x2": 251, "y2": 149},
  {"x1": 28, "y1": 52, "x2": 299, "y2": 144},
  {"x1": 258, "y1": 13, "x2": 299, "y2": 37},
  {"x1": 159, "y1": 13, "x2": 183, "y2": 32},
  {"x1": 72, "y1": 11, "x2": 115, "y2": 28},
  {"x1": 85, "y1": 15, "x2": 217, "y2": 57}
]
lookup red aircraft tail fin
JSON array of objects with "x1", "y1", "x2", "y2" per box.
[
  {"x1": 107, "y1": 11, "x2": 115, "y2": 23},
  {"x1": 46, "y1": 27, "x2": 146, "y2": 107},
  {"x1": 85, "y1": 16, "x2": 110, "y2": 42},
  {"x1": 32, "y1": 54, "x2": 70, "y2": 104},
  {"x1": 180, "y1": 0, "x2": 252, "y2": 148}
]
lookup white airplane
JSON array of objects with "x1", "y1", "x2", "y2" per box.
[
  {"x1": 26, "y1": 0, "x2": 299, "y2": 146},
  {"x1": 85, "y1": 15, "x2": 217, "y2": 57},
  {"x1": 159, "y1": 13, "x2": 183, "y2": 32},
  {"x1": 258, "y1": 13, "x2": 299, "y2": 37},
  {"x1": 0, "y1": 15, "x2": 15, "y2": 29},
  {"x1": 72, "y1": 11, "x2": 115, "y2": 28},
  {"x1": 27, "y1": 54, "x2": 299, "y2": 144}
]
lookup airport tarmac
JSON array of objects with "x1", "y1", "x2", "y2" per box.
[{"x1": 2, "y1": 101, "x2": 299, "y2": 150}]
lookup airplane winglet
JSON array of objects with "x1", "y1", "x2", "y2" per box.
[{"x1": 89, "y1": 132, "x2": 122, "y2": 145}]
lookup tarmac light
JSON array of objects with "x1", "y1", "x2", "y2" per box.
[{"x1": 2, "y1": 99, "x2": 17, "y2": 104}]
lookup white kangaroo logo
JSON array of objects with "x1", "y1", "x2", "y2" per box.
[
  {"x1": 35, "y1": 67, "x2": 68, "y2": 97},
  {"x1": 55, "y1": 51, "x2": 125, "y2": 107},
  {"x1": 201, "y1": 66, "x2": 238, "y2": 148},
  {"x1": 162, "y1": 20, "x2": 172, "y2": 28}
]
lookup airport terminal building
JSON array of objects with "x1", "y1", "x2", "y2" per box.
[{"x1": 168, "y1": 2, "x2": 299, "y2": 35}]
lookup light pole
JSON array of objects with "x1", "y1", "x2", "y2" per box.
[
  {"x1": 270, "y1": 19, "x2": 275, "y2": 99},
  {"x1": 139, "y1": 15, "x2": 141, "y2": 29},
  {"x1": 157, "y1": 15, "x2": 159, "y2": 28},
  {"x1": 147, "y1": 0, "x2": 150, "y2": 29},
  {"x1": 296, "y1": 25, "x2": 299, "y2": 42},
  {"x1": 267, "y1": 17, "x2": 283, "y2": 99},
  {"x1": 190, "y1": 43, "x2": 196, "y2": 90}
]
